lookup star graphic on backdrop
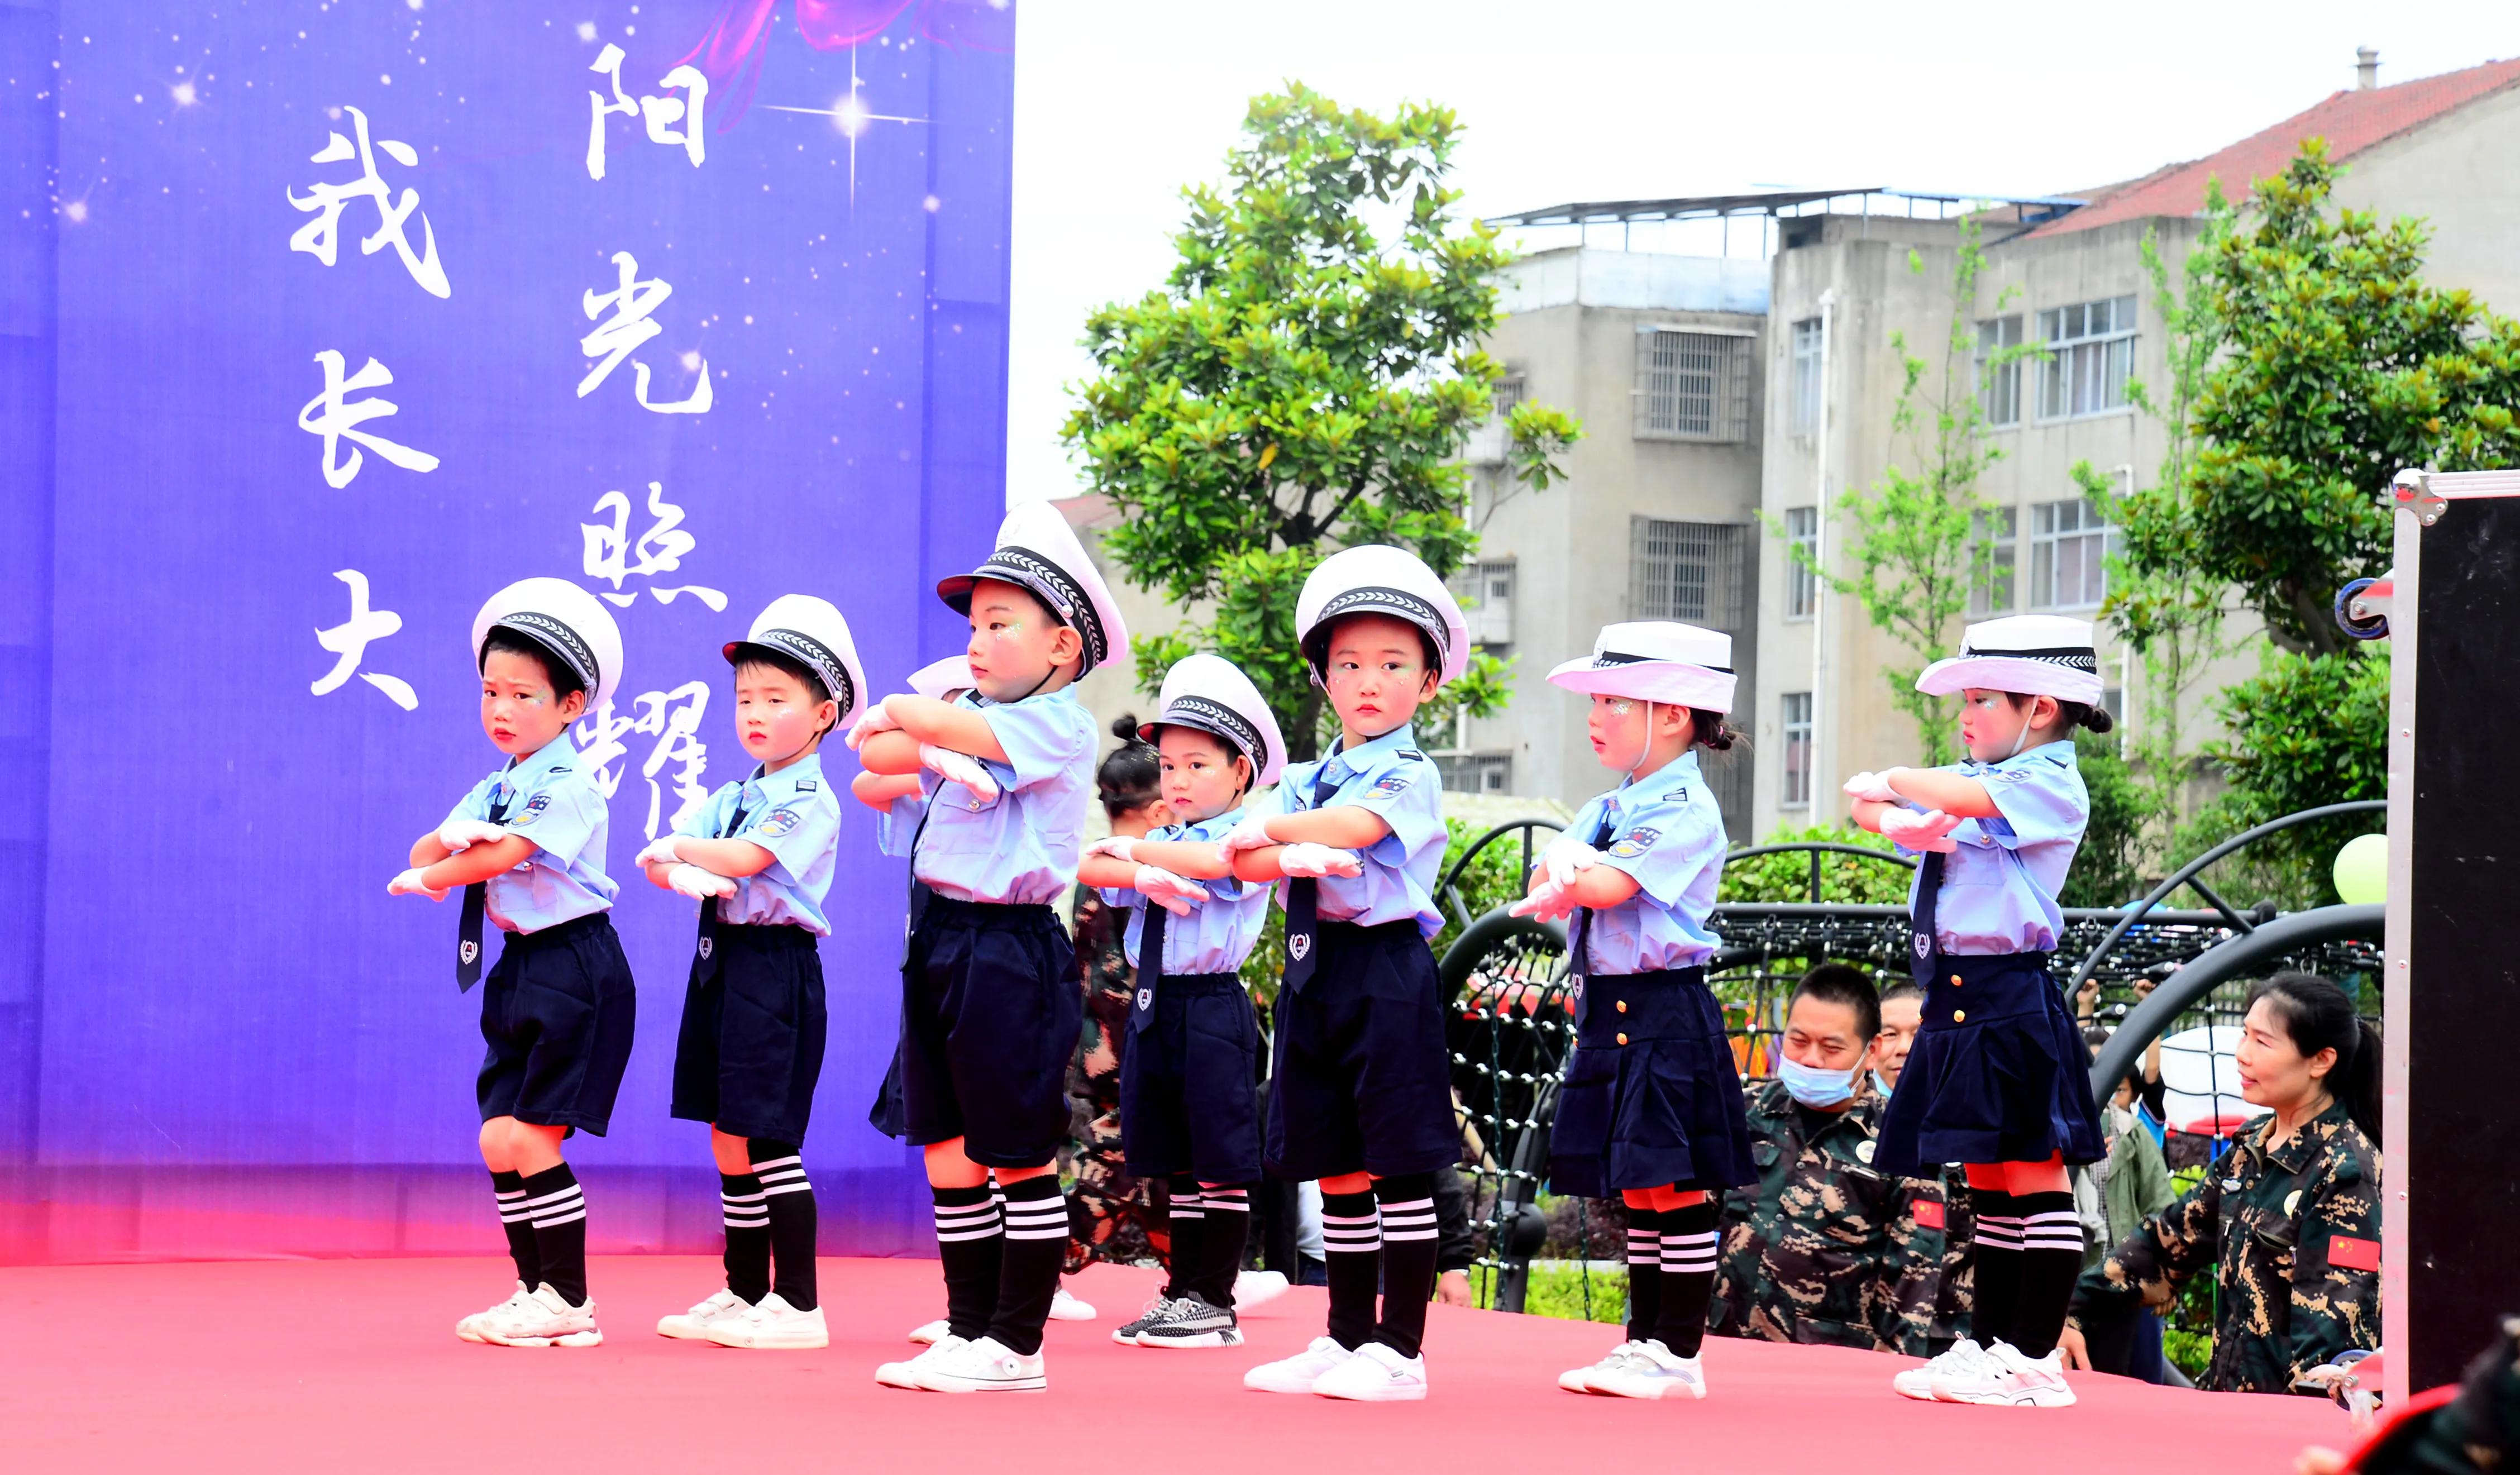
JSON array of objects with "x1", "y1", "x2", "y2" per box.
[{"x1": 760, "y1": 46, "x2": 927, "y2": 208}]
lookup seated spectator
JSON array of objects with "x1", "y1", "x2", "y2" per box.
[
  {"x1": 1877, "y1": 977, "x2": 1973, "y2": 1352},
  {"x1": 1710, "y1": 964, "x2": 1944, "y2": 1355},
  {"x1": 2064, "y1": 972, "x2": 2381, "y2": 1393}
]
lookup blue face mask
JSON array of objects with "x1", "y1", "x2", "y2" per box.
[
  {"x1": 1870, "y1": 1069, "x2": 1894, "y2": 1099},
  {"x1": 1776, "y1": 1053, "x2": 1863, "y2": 1109}
]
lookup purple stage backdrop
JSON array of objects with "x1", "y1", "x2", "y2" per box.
[{"x1": 0, "y1": 0, "x2": 1017, "y2": 1262}]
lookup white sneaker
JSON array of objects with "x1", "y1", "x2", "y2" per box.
[
  {"x1": 1932, "y1": 1340, "x2": 2077, "y2": 1407},
  {"x1": 1048, "y1": 1287, "x2": 1096, "y2": 1321},
  {"x1": 877, "y1": 1334, "x2": 967, "y2": 1388},
  {"x1": 1893, "y1": 1338, "x2": 1990, "y2": 1401},
  {"x1": 1312, "y1": 1341, "x2": 1429, "y2": 1401},
  {"x1": 1234, "y1": 1270, "x2": 1292, "y2": 1309},
  {"x1": 705, "y1": 1292, "x2": 829, "y2": 1350},
  {"x1": 457, "y1": 1281, "x2": 531, "y2": 1343},
  {"x1": 1112, "y1": 1295, "x2": 1178, "y2": 1345},
  {"x1": 1245, "y1": 1336, "x2": 1356, "y2": 1393},
  {"x1": 657, "y1": 1288, "x2": 751, "y2": 1341},
  {"x1": 1587, "y1": 1339, "x2": 1706, "y2": 1400},
  {"x1": 907, "y1": 1318, "x2": 951, "y2": 1345},
  {"x1": 910, "y1": 1334, "x2": 1047, "y2": 1392},
  {"x1": 477, "y1": 1283, "x2": 603, "y2": 1348},
  {"x1": 1558, "y1": 1339, "x2": 1643, "y2": 1394}
]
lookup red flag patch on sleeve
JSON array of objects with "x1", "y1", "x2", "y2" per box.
[
  {"x1": 2328, "y1": 1235, "x2": 2381, "y2": 1271},
  {"x1": 1913, "y1": 1199, "x2": 1946, "y2": 1230}
]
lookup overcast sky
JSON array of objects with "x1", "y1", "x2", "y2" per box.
[{"x1": 1001, "y1": 0, "x2": 2519, "y2": 505}]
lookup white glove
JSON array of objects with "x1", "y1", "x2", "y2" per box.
[
  {"x1": 1133, "y1": 864, "x2": 1207, "y2": 916},
  {"x1": 1509, "y1": 879, "x2": 1578, "y2": 923},
  {"x1": 1084, "y1": 834, "x2": 1139, "y2": 863},
  {"x1": 844, "y1": 703, "x2": 902, "y2": 751},
  {"x1": 1842, "y1": 770, "x2": 1903, "y2": 804},
  {"x1": 1879, "y1": 806, "x2": 1964, "y2": 853},
  {"x1": 920, "y1": 743, "x2": 1001, "y2": 804},
  {"x1": 634, "y1": 835, "x2": 685, "y2": 869},
  {"x1": 667, "y1": 863, "x2": 738, "y2": 900},
  {"x1": 387, "y1": 867, "x2": 448, "y2": 901},
  {"x1": 1277, "y1": 842, "x2": 1364, "y2": 880},
  {"x1": 1542, "y1": 839, "x2": 1602, "y2": 890},
  {"x1": 436, "y1": 819, "x2": 509, "y2": 852},
  {"x1": 1216, "y1": 812, "x2": 1278, "y2": 855}
]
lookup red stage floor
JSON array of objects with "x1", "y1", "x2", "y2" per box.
[{"x1": 0, "y1": 1256, "x2": 2350, "y2": 1472}]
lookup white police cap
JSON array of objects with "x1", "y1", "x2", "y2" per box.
[
  {"x1": 471, "y1": 577, "x2": 623, "y2": 710},
  {"x1": 1546, "y1": 622, "x2": 1736, "y2": 713},
  {"x1": 1293, "y1": 545, "x2": 1469, "y2": 686},
  {"x1": 936, "y1": 502, "x2": 1130, "y2": 675},
  {"x1": 724, "y1": 594, "x2": 868, "y2": 729},
  {"x1": 905, "y1": 655, "x2": 976, "y2": 703},
  {"x1": 1915, "y1": 614, "x2": 2103, "y2": 705},
  {"x1": 1139, "y1": 652, "x2": 1287, "y2": 789}
]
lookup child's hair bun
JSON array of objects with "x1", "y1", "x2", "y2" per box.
[{"x1": 1111, "y1": 713, "x2": 1146, "y2": 743}]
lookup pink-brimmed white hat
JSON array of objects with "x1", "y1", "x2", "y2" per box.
[
  {"x1": 1545, "y1": 621, "x2": 1735, "y2": 712},
  {"x1": 1915, "y1": 615, "x2": 2103, "y2": 705}
]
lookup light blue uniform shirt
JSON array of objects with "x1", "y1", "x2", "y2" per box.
[
  {"x1": 1898, "y1": 741, "x2": 2088, "y2": 955},
  {"x1": 1263, "y1": 724, "x2": 1447, "y2": 937},
  {"x1": 1566, "y1": 750, "x2": 1727, "y2": 975},
  {"x1": 912, "y1": 688, "x2": 1096, "y2": 906},
  {"x1": 672, "y1": 753, "x2": 844, "y2": 936},
  {"x1": 441, "y1": 737, "x2": 617, "y2": 934},
  {"x1": 1097, "y1": 808, "x2": 1269, "y2": 976},
  {"x1": 874, "y1": 777, "x2": 928, "y2": 860}
]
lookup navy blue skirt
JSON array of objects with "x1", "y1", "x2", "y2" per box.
[
  {"x1": 1547, "y1": 967, "x2": 1754, "y2": 1197},
  {"x1": 1875, "y1": 952, "x2": 2106, "y2": 1178}
]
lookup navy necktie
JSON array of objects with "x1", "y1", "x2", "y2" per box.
[
  {"x1": 1564, "y1": 809, "x2": 1619, "y2": 1000},
  {"x1": 1909, "y1": 847, "x2": 1946, "y2": 989},
  {"x1": 1129, "y1": 894, "x2": 1167, "y2": 1035},
  {"x1": 695, "y1": 790, "x2": 751, "y2": 980},
  {"x1": 455, "y1": 788, "x2": 514, "y2": 992},
  {"x1": 1278, "y1": 763, "x2": 1347, "y2": 996}
]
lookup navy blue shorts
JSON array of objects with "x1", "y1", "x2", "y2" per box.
[
  {"x1": 892, "y1": 896, "x2": 1080, "y2": 1168},
  {"x1": 1547, "y1": 966, "x2": 1754, "y2": 1197},
  {"x1": 670, "y1": 923, "x2": 828, "y2": 1144},
  {"x1": 1264, "y1": 920, "x2": 1458, "y2": 1182},
  {"x1": 477, "y1": 913, "x2": 637, "y2": 1137},
  {"x1": 1875, "y1": 952, "x2": 2106, "y2": 1178},
  {"x1": 1119, "y1": 971, "x2": 1262, "y2": 1183}
]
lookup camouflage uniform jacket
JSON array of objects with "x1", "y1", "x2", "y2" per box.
[
  {"x1": 2072, "y1": 1097, "x2": 2382, "y2": 1395},
  {"x1": 1710, "y1": 1079, "x2": 1946, "y2": 1356}
]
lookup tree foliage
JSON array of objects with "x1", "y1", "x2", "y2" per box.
[
  {"x1": 1062, "y1": 85, "x2": 1581, "y2": 758},
  {"x1": 1719, "y1": 823, "x2": 1911, "y2": 906}
]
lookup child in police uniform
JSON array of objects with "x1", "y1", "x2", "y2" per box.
[
  {"x1": 1221, "y1": 546, "x2": 1465, "y2": 1403},
  {"x1": 854, "y1": 503, "x2": 1128, "y2": 1393},
  {"x1": 639, "y1": 596, "x2": 865, "y2": 1352},
  {"x1": 1512, "y1": 622, "x2": 1754, "y2": 1400},
  {"x1": 1844, "y1": 614, "x2": 2112, "y2": 1409},
  {"x1": 387, "y1": 578, "x2": 634, "y2": 1348},
  {"x1": 1076, "y1": 654, "x2": 1287, "y2": 1350}
]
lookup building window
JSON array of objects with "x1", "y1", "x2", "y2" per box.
[
  {"x1": 1975, "y1": 314, "x2": 2023, "y2": 426},
  {"x1": 1451, "y1": 559, "x2": 1516, "y2": 648},
  {"x1": 1784, "y1": 506, "x2": 1818, "y2": 619},
  {"x1": 1790, "y1": 318, "x2": 1823, "y2": 440},
  {"x1": 1781, "y1": 693, "x2": 1813, "y2": 806},
  {"x1": 1636, "y1": 328, "x2": 1751, "y2": 442},
  {"x1": 2029, "y1": 497, "x2": 2118, "y2": 610},
  {"x1": 2036, "y1": 295, "x2": 2136, "y2": 420},
  {"x1": 1435, "y1": 752, "x2": 1513, "y2": 795},
  {"x1": 1970, "y1": 507, "x2": 2017, "y2": 615},
  {"x1": 1631, "y1": 518, "x2": 1748, "y2": 628}
]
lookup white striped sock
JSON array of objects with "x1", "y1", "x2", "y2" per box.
[
  {"x1": 1171, "y1": 1189, "x2": 1207, "y2": 1221},
  {"x1": 934, "y1": 1199, "x2": 1002, "y2": 1244},
  {"x1": 1201, "y1": 1188, "x2": 1251, "y2": 1213},
  {"x1": 1626, "y1": 1226, "x2": 1660, "y2": 1268},
  {"x1": 1377, "y1": 1195, "x2": 1439, "y2": 1243},
  {"x1": 1660, "y1": 1229, "x2": 1718, "y2": 1274},
  {"x1": 1001, "y1": 1189, "x2": 1068, "y2": 1242},
  {"x1": 1321, "y1": 1207, "x2": 1382, "y2": 1252},
  {"x1": 2021, "y1": 1209, "x2": 2084, "y2": 1252}
]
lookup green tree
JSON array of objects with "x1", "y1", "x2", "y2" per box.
[
  {"x1": 1784, "y1": 214, "x2": 2032, "y2": 762},
  {"x1": 1718, "y1": 822, "x2": 1909, "y2": 906},
  {"x1": 1062, "y1": 85, "x2": 1581, "y2": 758},
  {"x1": 2062, "y1": 729, "x2": 2147, "y2": 908}
]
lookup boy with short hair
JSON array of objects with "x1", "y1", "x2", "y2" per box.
[
  {"x1": 854, "y1": 503, "x2": 1129, "y2": 1393},
  {"x1": 641, "y1": 595, "x2": 865, "y2": 1351},
  {"x1": 388, "y1": 578, "x2": 634, "y2": 1349},
  {"x1": 1223, "y1": 545, "x2": 1468, "y2": 1403}
]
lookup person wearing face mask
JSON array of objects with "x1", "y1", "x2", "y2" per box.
[
  {"x1": 2061, "y1": 972, "x2": 2382, "y2": 1395},
  {"x1": 1707, "y1": 965, "x2": 1946, "y2": 1358},
  {"x1": 1509, "y1": 622, "x2": 1755, "y2": 1401},
  {"x1": 1845, "y1": 614, "x2": 2114, "y2": 1407}
]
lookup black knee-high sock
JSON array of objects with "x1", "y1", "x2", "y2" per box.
[
  {"x1": 719, "y1": 1169, "x2": 770, "y2": 1304},
  {"x1": 1195, "y1": 1183, "x2": 1254, "y2": 1308},
  {"x1": 1371, "y1": 1173, "x2": 1440, "y2": 1360},
  {"x1": 490, "y1": 1170, "x2": 541, "y2": 1288},
  {"x1": 522, "y1": 1162, "x2": 589, "y2": 1305},
  {"x1": 1164, "y1": 1175, "x2": 1206, "y2": 1301},
  {"x1": 989, "y1": 1175, "x2": 1069, "y2": 1357},
  {"x1": 752, "y1": 1141, "x2": 818, "y2": 1312},
  {"x1": 1968, "y1": 1187, "x2": 2022, "y2": 1349},
  {"x1": 1622, "y1": 1205, "x2": 1664, "y2": 1345},
  {"x1": 1320, "y1": 1186, "x2": 1382, "y2": 1351},
  {"x1": 1655, "y1": 1199, "x2": 1719, "y2": 1358},
  {"x1": 2010, "y1": 1190, "x2": 2081, "y2": 1358},
  {"x1": 932, "y1": 1183, "x2": 1002, "y2": 1342}
]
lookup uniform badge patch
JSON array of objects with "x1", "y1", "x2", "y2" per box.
[
  {"x1": 1288, "y1": 933, "x2": 1311, "y2": 961},
  {"x1": 2329, "y1": 1235, "x2": 2380, "y2": 1271},
  {"x1": 1368, "y1": 768, "x2": 1416, "y2": 800},
  {"x1": 699, "y1": 937, "x2": 714, "y2": 961},
  {"x1": 1664, "y1": 787, "x2": 1690, "y2": 803},
  {"x1": 1609, "y1": 827, "x2": 1659, "y2": 858},
  {"x1": 459, "y1": 941, "x2": 479, "y2": 965},
  {"x1": 794, "y1": 779, "x2": 819, "y2": 793},
  {"x1": 512, "y1": 793, "x2": 553, "y2": 827},
  {"x1": 756, "y1": 806, "x2": 801, "y2": 839},
  {"x1": 1913, "y1": 934, "x2": 1931, "y2": 959},
  {"x1": 1994, "y1": 766, "x2": 2032, "y2": 783},
  {"x1": 1855, "y1": 1139, "x2": 1876, "y2": 1164},
  {"x1": 1135, "y1": 988, "x2": 1153, "y2": 1011},
  {"x1": 1913, "y1": 1197, "x2": 1946, "y2": 1230}
]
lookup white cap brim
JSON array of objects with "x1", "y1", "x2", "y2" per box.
[
  {"x1": 1915, "y1": 655, "x2": 2103, "y2": 705},
  {"x1": 1547, "y1": 657, "x2": 1735, "y2": 713}
]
